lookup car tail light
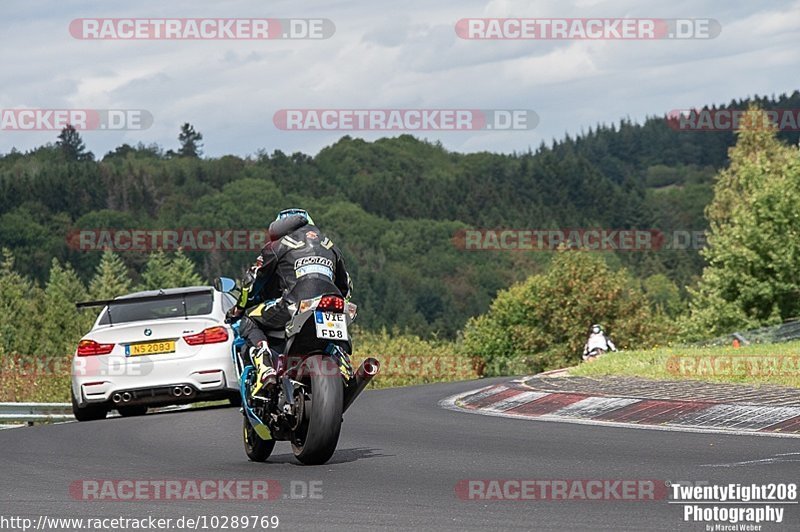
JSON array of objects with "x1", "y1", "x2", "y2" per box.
[
  {"x1": 77, "y1": 339, "x2": 115, "y2": 356},
  {"x1": 317, "y1": 295, "x2": 345, "y2": 312},
  {"x1": 183, "y1": 326, "x2": 229, "y2": 346}
]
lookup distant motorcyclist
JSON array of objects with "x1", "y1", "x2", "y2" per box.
[
  {"x1": 227, "y1": 208, "x2": 352, "y2": 396},
  {"x1": 582, "y1": 324, "x2": 617, "y2": 361}
]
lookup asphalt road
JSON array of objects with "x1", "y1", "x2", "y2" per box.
[{"x1": 1, "y1": 378, "x2": 798, "y2": 531}]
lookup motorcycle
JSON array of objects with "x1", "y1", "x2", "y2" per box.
[
  {"x1": 215, "y1": 277, "x2": 379, "y2": 465},
  {"x1": 582, "y1": 347, "x2": 607, "y2": 362}
]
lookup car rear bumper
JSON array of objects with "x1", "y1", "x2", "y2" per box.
[
  {"x1": 71, "y1": 348, "x2": 239, "y2": 408},
  {"x1": 102, "y1": 382, "x2": 235, "y2": 408}
]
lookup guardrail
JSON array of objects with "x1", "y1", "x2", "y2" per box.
[
  {"x1": 0, "y1": 403, "x2": 74, "y2": 425},
  {"x1": 695, "y1": 318, "x2": 800, "y2": 347}
]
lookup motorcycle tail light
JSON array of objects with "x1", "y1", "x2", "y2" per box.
[{"x1": 317, "y1": 296, "x2": 345, "y2": 312}]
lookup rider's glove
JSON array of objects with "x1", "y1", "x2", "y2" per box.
[{"x1": 225, "y1": 305, "x2": 244, "y2": 324}]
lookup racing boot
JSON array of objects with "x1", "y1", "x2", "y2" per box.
[{"x1": 250, "y1": 340, "x2": 277, "y2": 398}]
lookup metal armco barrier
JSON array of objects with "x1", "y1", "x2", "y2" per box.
[{"x1": 0, "y1": 403, "x2": 73, "y2": 425}]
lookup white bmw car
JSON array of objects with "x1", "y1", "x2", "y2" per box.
[{"x1": 71, "y1": 286, "x2": 242, "y2": 421}]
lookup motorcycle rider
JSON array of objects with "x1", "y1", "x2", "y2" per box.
[
  {"x1": 582, "y1": 324, "x2": 617, "y2": 361},
  {"x1": 227, "y1": 208, "x2": 352, "y2": 396}
]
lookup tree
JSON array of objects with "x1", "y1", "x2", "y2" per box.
[
  {"x1": 38, "y1": 259, "x2": 93, "y2": 357},
  {"x1": 56, "y1": 125, "x2": 94, "y2": 162},
  {"x1": 139, "y1": 251, "x2": 172, "y2": 290},
  {"x1": 684, "y1": 108, "x2": 800, "y2": 338},
  {"x1": 642, "y1": 274, "x2": 682, "y2": 317},
  {"x1": 177, "y1": 123, "x2": 203, "y2": 158},
  {"x1": 0, "y1": 249, "x2": 42, "y2": 355},
  {"x1": 166, "y1": 249, "x2": 204, "y2": 287},
  {"x1": 89, "y1": 249, "x2": 131, "y2": 300},
  {"x1": 139, "y1": 250, "x2": 204, "y2": 290},
  {"x1": 461, "y1": 250, "x2": 665, "y2": 376}
]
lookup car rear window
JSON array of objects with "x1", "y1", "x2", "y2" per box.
[{"x1": 98, "y1": 292, "x2": 214, "y2": 325}]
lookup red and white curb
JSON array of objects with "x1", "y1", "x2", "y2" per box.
[{"x1": 441, "y1": 382, "x2": 800, "y2": 438}]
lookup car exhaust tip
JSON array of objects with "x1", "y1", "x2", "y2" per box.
[
  {"x1": 172, "y1": 386, "x2": 183, "y2": 397},
  {"x1": 121, "y1": 392, "x2": 132, "y2": 403},
  {"x1": 112, "y1": 393, "x2": 122, "y2": 403},
  {"x1": 182, "y1": 386, "x2": 193, "y2": 396}
]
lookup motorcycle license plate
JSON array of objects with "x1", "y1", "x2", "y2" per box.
[{"x1": 314, "y1": 311, "x2": 348, "y2": 340}]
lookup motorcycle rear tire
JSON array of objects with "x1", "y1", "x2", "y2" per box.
[{"x1": 292, "y1": 355, "x2": 343, "y2": 465}]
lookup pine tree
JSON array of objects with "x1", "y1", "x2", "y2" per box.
[
  {"x1": 139, "y1": 250, "x2": 204, "y2": 290},
  {"x1": 39, "y1": 259, "x2": 92, "y2": 357},
  {"x1": 178, "y1": 123, "x2": 203, "y2": 158},
  {"x1": 0, "y1": 249, "x2": 42, "y2": 355},
  {"x1": 139, "y1": 251, "x2": 172, "y2": 290},
  {"x1": 56, "y1": 125, "x2": 94, "y2": 162},
  {"x1": 89, "y1": 249, "x2": 131, "y2": 299},
  {"x1": 165, "y1": 249, "x2": 204, "y2": 287},
  {"x1": 684, "y1": 107, "x2": 800, "y2": 338}
]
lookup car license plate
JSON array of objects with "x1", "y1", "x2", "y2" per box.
[
  {"x1": 314, "y1": 311, "x2": 348, "y2": 340},
  {"x1": 126, "y1": 340, "x2": 176, "y2": 357}
]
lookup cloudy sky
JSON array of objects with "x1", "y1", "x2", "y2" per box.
[{"x1": 1, "y1": 0, "x2": 798, "y2": 158}]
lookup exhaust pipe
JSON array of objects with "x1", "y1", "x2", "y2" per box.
[
  {"x1": 121, "y1": 392, "x2": 132, "y2": 403},
  {"x1": 172, "y1": 386, "x2": 183, "y2": 398},
  {"x1": 182, "y1": 386, "x2": 193, "y2": 396},
  {"x1": 343, "y1": 358, "x2": 380, "y2": 413},
  {"x1": 112, "y1": 393, "x2": 122, "y2": 404}
]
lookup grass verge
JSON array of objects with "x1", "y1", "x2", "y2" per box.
[{"x1": 570, "y1": 341, "x2": 800, "y2": 388}]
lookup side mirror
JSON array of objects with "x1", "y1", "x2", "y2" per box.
[{"x1": 214, "y1": 277, "x2": 237, "y2": 293}]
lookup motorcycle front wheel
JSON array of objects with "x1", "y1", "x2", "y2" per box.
[{"x1": 243, "y1": 415, "x2": 275, "y2": 462}]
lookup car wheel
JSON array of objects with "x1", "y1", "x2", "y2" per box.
[
  {"x1": 229, "y1": 393, "x2": 242, "y2": 407},
  {"x1": 71, "y1": 389, "x2": 108, "y2": 422},
  {"x1": 117, "y1": 405, "x2": 148, "y2": 417}
]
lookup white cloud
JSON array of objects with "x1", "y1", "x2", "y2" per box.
[{"x1": 0, "y1": 0, "x2": 797, "y2": 157}]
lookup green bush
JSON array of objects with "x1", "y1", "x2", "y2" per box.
[
  {"x1": 462, "y1": 250, "x2": 672, "y2": 376},
  {"x1": 352, "y1": 328, "x2": 481, "y2": 387}
]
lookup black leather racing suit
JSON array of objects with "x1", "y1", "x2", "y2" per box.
[{"x1": 236, "y1": 215, "x2": 351, "y2": 356}]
